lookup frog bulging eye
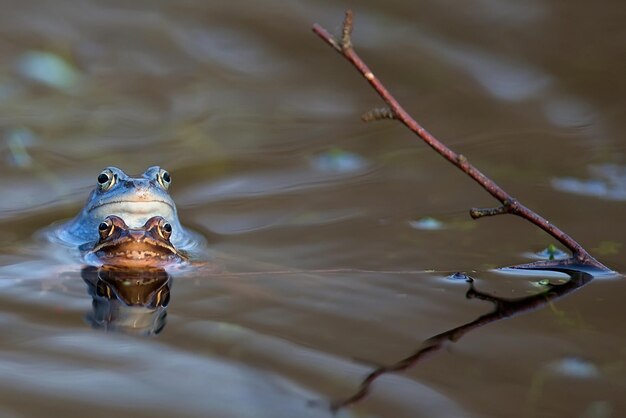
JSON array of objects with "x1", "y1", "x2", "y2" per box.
[
  {"x1": 157, "y1": 219, "x2": 172, "y2": 240},
  {"x1": 98, "y1": 219, "x2": 115, "y2": 240},
  {"x1": 157, "y1": 169, "x2": 171, "y2": 190},
  {"x1": 97, "y1": 169, "x2": 116, "y2": 191}
]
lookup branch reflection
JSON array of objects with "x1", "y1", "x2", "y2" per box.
[
  {"x1": 81, "y1": 265, "x2": 171, "y2": 336},
  {"x1": 333, "y1": 267, "x2": 595, "y2": 411}
]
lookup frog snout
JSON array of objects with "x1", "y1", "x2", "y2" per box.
[
  {"x1": 128, "y1": 230, "x2": 145, "y2": 240},
  {"x1": 130, "y1": 180, "x2": 152, "y2": 199}
]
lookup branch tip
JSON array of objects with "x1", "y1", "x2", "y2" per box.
[
  {"x1": 470, "y1": 205, "x2": 509, "y2": 219},
  {"x1": 362, "y1": 107, "x2": 396, "y2": 122},
  {"x1": 312, "y1": 24, "x2": 340, "y2": 52},
  {"x1": 342, "y1": 9, "x2": 354, "y2": 50}
]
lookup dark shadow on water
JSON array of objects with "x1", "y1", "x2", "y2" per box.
[
  {"x1": 81, "y1": 265, "x2": 171, "y2": 336},
  {"x1": 330, "y1": 265, "x2": 598, "y2": 412}
]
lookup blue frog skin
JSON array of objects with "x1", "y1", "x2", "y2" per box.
[{"x1": 55, "y1": 166, "x2": 198, "y2": 250}]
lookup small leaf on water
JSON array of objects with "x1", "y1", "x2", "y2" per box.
[
  {"x1": 535, "y1": 245, "x2": 569, "y2": 260},
  {"x1": 547, "y1": 244, "x2": 557, "y2": 260}
]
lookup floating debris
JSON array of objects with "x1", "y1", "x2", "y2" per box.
[
  {"x1": 409, "y1": 217, "x2": 445, "y2": 230},
  {"x1": 16, "y1": 51, "x2": 80, "y2": 92},
  {"x1": 311, "y1": 147, "x2": 367, "y2": 173}
]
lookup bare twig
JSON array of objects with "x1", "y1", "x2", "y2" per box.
[
  {"x1": 361, "y1": 107, "x2": 396, "y2": 122},
  {"x1": 341, "y1": 9, "x2": 353, "y2": 51},
  {"x1": 470, "y1": 198, "x2": 517, "y2": 219},
  {"x1": 312, "y1": 10, "x2": 610, "y2": 272}
]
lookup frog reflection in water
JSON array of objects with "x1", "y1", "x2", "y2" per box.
[
  {"x1": 82, "y1": 265, "x2": 171, "y2": 335},
  {"x1": 57, "y1": 166, "x2": 198, "y2": 251},
  {"x1": 82, "y1": 215, "x2": 185, "y2": 335}
]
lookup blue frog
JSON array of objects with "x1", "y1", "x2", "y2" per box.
[{"x1": 54, "y1": 166, "x2": 199, "y2": 251}]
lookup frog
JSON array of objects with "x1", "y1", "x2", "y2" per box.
[
  {"x1": 85, "y1": 214, "x2": 187, "y2": 268},
  {"x1": 54, "y1": 166, "x2": 199, "y2": 251}
]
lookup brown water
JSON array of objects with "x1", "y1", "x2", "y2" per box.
[{"x1": 0, "y1": 1, "x2": 624, "y2": 417}]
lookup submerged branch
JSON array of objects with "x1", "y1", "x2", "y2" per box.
[{"x1": 312, "y1": 10, "x2": 609, "y2": 272}]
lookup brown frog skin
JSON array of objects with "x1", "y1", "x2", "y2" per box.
[{"x1": 89, "y1": 215, "x2": 187, "y2": 268}]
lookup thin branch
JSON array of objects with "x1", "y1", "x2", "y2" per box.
[
  {"x1": 312, "y1": 10, "x2": 610, "y2": 272},
  {"x1": 470, "y1": 198, "x2": 517, "y2": 219},
  {"x1": 361, "y1": 107, "x2": 396, "y2": 122},
  {"x1": 469, "y1": 205, "x2": 508, "y2": 219},
  {"x1": 341, "y1": 9, "x2": 353, "y2": 51}
]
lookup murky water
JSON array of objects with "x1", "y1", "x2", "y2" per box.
[{"x1": 0, "y1": 1, "x2": 624, "y2": 417}]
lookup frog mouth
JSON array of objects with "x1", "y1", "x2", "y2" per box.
[
  {"x1": 91, "y1": 200, "x2": 175, "y2": 214},
  {"x1": 102, "y1": 249, "x2": 176, "y2": 260},
  {"x1": 92, "y1": 241, "x2": 181, "y2": 263}
]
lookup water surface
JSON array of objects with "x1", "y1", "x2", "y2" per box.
[{"x1": 0, "y1": 1, "x2": 624, "y2": 417}]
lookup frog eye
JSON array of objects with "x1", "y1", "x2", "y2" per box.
[
  {"x1": 98, "y1": 219, "x2": 115, "y2": 240},
  {"x1": 157, "y1": 169, "x2": 171, "y2": 190},
  {"x1": 149, "y1": 287, "x2": 170, "y2": 308},
  {"x1": 157, "y1": 219, "x2": 172, "y2": 240},
  {"x1": 97, "y1": 169, "x2": 116, "y2": 191},
  {"x1": 96, "y1": 281, "x2": 113, "y2": 299}
]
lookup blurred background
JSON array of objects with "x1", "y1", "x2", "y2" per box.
[{"x1": 0, "y1": 1, "x2": 624, "y2": 417}]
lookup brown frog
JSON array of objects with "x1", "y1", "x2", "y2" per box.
[{"x1": 88, "y1": 215, "x2": 187, "y2": 268}]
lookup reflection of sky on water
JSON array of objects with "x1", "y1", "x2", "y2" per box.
[
  {"x1": 0, "y1": 328, "x2": 334, "y2": 418},
  {"x1": 542, "y1": 96, "x2": 595, "y2": 128},
  {"x1": 170, "y1": 26, "x2": 291, "y2": 76},
  {"x1": 546, "y1": 356, "x2": 600, "y2": 379},
  {"x1": 419, "y1": 36, "x2": 552, "y2": 102},
  {"x1": 16, "y1": 51, "x2": 81, "y2": 92},
  {"x1": 552, "y1": 164, "x2": 626, "y2": 201}
]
